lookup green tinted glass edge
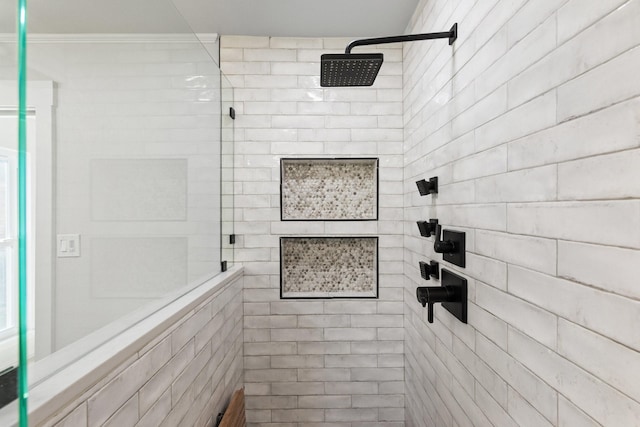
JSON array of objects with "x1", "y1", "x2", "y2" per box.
[{"x1": 17, "y1": 0, "x2": 29, "y2": 425}]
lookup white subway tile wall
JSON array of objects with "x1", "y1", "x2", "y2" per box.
[
  {"x1": 14, "y1": 0, "x2": 637, "y2": 423},
  {"x1": 403, "y1": 1, "x2": 640, "y2": 427},
  {"x1": 41, "y1": 275, "x2": 243, "y2": 427},
  {"x1": 221, "y1": 36, "x2": 405, "y2": 426}
]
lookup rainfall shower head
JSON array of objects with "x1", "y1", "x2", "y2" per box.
[
  {"x1": 320, "y1": 53, "x2": 384, "y2": 87},
  {"x1": 321, "y1": 23, "x2": 458, "y2": 88}
]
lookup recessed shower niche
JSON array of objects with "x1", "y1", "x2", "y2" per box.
[
  {"x1": 280, "y1": 237, "x2": 378, "y2": 299},
  {"x1": 280, "y1": 158, "x2": 378, "y2": 220}
]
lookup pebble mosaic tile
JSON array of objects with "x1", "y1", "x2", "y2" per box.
[
  {"x1": 280, "y1": 237, "x2": 378, "y2": 298},
  {"x1": 281, "y1": 158, "x2": 378, "y2": 220}
]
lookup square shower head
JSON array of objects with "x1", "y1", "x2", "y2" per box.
[{"x1": 320, "y1": 53, "x2": 384, "y2": 87}]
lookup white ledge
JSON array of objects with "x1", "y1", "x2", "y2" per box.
[{"x1": 0, "y1": 264, "x2": 243, "y2": 426}]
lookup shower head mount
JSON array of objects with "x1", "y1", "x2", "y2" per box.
[{"x1": 321, "y1": 23, "x2": 458, "y2": 87}]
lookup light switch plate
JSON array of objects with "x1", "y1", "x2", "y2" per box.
[{"x1": 57, "y1": 234, "x2": 80, "y2": 257}]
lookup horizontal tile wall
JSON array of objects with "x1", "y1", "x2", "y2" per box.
[
  {"x1": 221, "y1": 36, "x2": 405, "y2": 427},
  {"x1": 39, "y1": 275, "x2": 243, "y2": 427},
  {"x1": 403, "y1": 0, "x2": 640, "y2": 426}
]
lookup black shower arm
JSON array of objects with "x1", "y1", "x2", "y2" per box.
[{"x1": 345, "y1": 23, "x2": 457, "y2": 54}]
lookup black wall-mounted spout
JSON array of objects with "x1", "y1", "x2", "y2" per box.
[
  {"x1": 417, "y1": 219, "x2": 438, "y2": 237},
  {"x1": 416, "y1": 269, "x2": 467, "y2": 323},
  {"x1": 434, "y1": 224, "x2": 466, "y2": 267},
  {"x1": 416, "y1": 177, "x2": 438, "y2": 195}
]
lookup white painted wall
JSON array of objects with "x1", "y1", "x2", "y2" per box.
[
  {"x1": 221, "y1": 35, "x2": 406, "y2": 426},
  {"x1": 402, "y1": 0, "x2": 640, "y2": 426}
]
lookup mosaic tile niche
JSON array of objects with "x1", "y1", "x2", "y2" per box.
[
  {"x1": 280, "y1": 158, "x2": 378, "y2": 220},
  {"x1": 280, "y1": 237, "x2": 378, "y2": 299}
]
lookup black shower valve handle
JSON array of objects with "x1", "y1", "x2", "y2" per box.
[
  {"x1": 416, "y1": 286, "x2": 454, "y2": 323},
  {"x1": 434, "y1": 224, "x2": 456, "y2": 254}
]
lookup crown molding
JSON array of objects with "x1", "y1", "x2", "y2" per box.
[{"x1": 0, "y1": 33, "x2": 218, "y2": 44}]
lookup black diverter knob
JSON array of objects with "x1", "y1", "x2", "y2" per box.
[
  {"x1": 416, "y1": 177, "x2": 438, "y2": 195},
  {"x1": 433, "y1": 224, "x2": 456, "y2": 253},
  {"x1": 419, "y1": 260, "x2": 439, "y2": 280},
  {"x1": 417, "y1": 219, "x2": 438, "y2": 237}
]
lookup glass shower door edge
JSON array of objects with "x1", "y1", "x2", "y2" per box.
[{"x1": 17, "y1": 0, "x2": 29, "y2": 425}]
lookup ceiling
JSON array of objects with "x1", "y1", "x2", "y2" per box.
[{"x1": 0, "y1": 0, "x2": 420, "y2": 37}]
